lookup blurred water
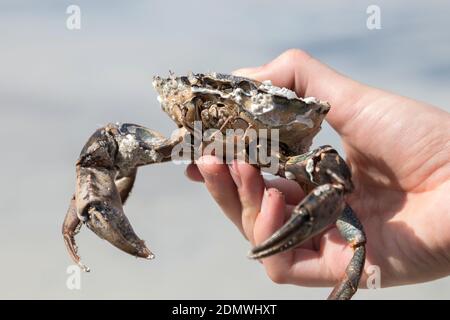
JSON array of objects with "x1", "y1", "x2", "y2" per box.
[{"x1": 0, "y1": 0, "x2": 448, "y2": 299}]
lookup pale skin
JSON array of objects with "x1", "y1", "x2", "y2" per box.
[{"x1": 185, "y1": 49, "x2": 450, "y2": 288}]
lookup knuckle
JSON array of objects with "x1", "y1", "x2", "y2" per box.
[{"x1": 282, "y1": 48, "x2": 311, "y2": 64}]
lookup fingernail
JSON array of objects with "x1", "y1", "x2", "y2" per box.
[
  {"x1": 261, "y1": 189, "x2": 283, "y2": 217},
  {"x1": 184, "y1": 166, "x2": 204, "y2": 183},
  {"x1": 228, "y1": 160, "x2": 242, "y2": 188}
]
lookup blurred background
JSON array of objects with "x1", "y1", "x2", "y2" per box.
[{"x1": 0, "y1": 0, "x2": 449, "y2": 299}]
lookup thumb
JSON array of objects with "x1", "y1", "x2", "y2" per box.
[
  {"x1": 233, "y1": 49, "x2": 333, "y2": 97},
  {"x1": 232, "y1": 49, "x2": 367, "y2": 133}
]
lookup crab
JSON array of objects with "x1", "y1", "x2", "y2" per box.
[{"x1": 63, "y1": 73, "x2": 366, "y2": 300}]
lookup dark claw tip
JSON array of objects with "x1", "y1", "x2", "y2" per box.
[{"x1": 136, "y1": 245, "x2": 155, "y2": 260}]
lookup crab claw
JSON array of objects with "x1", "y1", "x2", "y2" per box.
[
  {"x1": 248, "y1": 183, "x2": 345, "y2": 259},
  {"x1": 63, "y1": 168, "x2": 153, "y2": 272},
  {"x1": 62, "y1": 195, "x2": 90, "y2": 272},
  {"x1": 76, "y1": 165, "x2": 154, "y2": 260},
  {"x1": 62, "y1": 125, "x2": 166, "y2": 270},
  {"x1": 63, "y1": 123, "x2": 186, "y2": 269}
]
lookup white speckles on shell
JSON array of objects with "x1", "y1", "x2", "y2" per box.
[
  {"x1": 119, "y1": 134, "x2": 140, "y2": 160},
  {"x1": 285, "y1": 90, "x2": 298, "y2": 100},
  {"x1": 303, "y1": 97, "x2": 319, "y2": 104},
  {"x1": 249, "y1": 93, "x2": 274, "y2": 115},
  {"x1": 188, "y1": 73, "x2": 198, "y2": 85},
  {"x1": 306, "y1": 158, "x2": 315, "y2": 181},
  {"x1": 147, "y1": 149, "x2": 164, "y2": 163},
  {"x1": 259, "y1": 82, "x2": 299, "y2": 100},
  {"x1": 313, "y1": 184, "x2": 332, "y2": 196},
  {"x1": 233, "y1": 88, "x2": 244, "y2": 104},
  {"x1": 285, "y1": 171, "x2": 296, "y2": 180},
  {"x1": 169, "y1": 79, "x2": 178, "y2": 89},
  {"x1": 306, "y1": 158, "x2": 314, "y2": 173},
  {"x1": 117, "y1": 133, "x2": 165, "y2": 169},
  {"x1": 191, "y1": 86, "x2": 249, "y2": 109}
]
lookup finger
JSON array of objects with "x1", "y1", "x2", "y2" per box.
[
  {"x1": 229, "y1": 160, "x2": 265, "y2": 244},
  {"x1": 288, "y1": 228, "x2": 351, "y2": 287},
  {"x1": 196, "y1": 156, "x2": 245, "y2": 236},
  {"x1": 254, "y1": 188, "x2": 286, "y2": 244},
  {"x1": 185, "y1": 164, "x2": 204, "y2": 182},
  {"x1": 264, "y1": 178, "x2": 304, "y2": 205},
  {"x1": 233, "y1": 49, "x2": 365, "y2": 133}
]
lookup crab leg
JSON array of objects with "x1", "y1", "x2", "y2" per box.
[
  {"x1": 62, "y1": 123, "x2": 186, "y2": 270},
  {"x1": 248, "y1": 146, "x2": 366, "y2": 300},
  {"x1": 328, "y1": 206, "x2": 366, "y2": 300}
]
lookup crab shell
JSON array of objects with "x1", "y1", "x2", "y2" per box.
[{"x1": 152, "y1": 73, "x2": 330, "y2": 156}]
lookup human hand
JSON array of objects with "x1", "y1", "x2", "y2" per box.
[{"x1": 186, "y1": 49, "x2": 450, "y2": 288}]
